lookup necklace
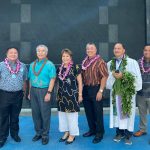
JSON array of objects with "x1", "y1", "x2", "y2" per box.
[
  {"x1": 33, "y1": 58, "x2": 48, "y2": 76},
  {"x1": 4, "y1": 58, "x2": 21, "y2": 74},
  {"x1": 139, "y1": 56, "x2": 150, "y2": 73},
  {"x1": 58, "y1": 61, "x2": 73, "y2": 81},
  {"x1": 82, "y1": 55, "x2": 100, "y2": 70},
  {"x1": 110, "y1": 54, "x2": 127, "y2": 72},
  {"x1": 110, "y1": 55, "x2": 135, "y2": 117}
]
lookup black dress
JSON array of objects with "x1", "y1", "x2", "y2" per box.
[{"x1": 57, "y1": 64, "x2": 81, "y2": 112}]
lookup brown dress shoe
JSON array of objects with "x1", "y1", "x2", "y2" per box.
[{"x1": 133, "y1": 130, "x2": 147, "y2": 137}]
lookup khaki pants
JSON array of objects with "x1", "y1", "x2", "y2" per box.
[{"x1": 137, "y1": 95, "x2": 150, "y2": 132}]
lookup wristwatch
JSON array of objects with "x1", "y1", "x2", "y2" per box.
[
  {"x1": 99, "y1": 89, "x2": 103, "y2": 93},
  {"x1": 47, "y1": 91, "x2": 52, "y2": 94}
]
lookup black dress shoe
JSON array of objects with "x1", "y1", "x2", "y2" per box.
[
  {"x1": 92, "y1": 135, "x2": 103, "y2": 144},
  {"x1": 65, "y1": 138, "x2": 75, "y2": 145},
  {"x1": 0, "y1": 140, "x2": 6, "y2": 148},
  {"x1": 83, "y1": 131, "x2": 95, "y2": 137},
  {"x1": 59, "y1": 136, "x2": 68, "y2": 142},
  {"x1": 32, "y1": 135, "x2": 42, "y2": 142},
  {"x1": 11, "y1": 135, "x2": 21, "y2": 142},
  {"x1": 42, "y1": 137, "x2": 49, "y2": 145}
]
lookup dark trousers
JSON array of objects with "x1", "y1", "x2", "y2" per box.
[
  {"x1": 0, "y1": 90, "x2": 23, "y2": 141},
  {"x1": 30, "y1": 87, "x2": 51, "y2": 138},
  {"x1": 83, "y1": 85, "x2": 104, "y2": 136},
  {"x1": 116, "y1": 128, "x2": 133, "y2": 138}
]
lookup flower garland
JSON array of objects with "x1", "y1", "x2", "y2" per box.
[
  {"x1": 139, "y1": 56, "x2": 150, "y2": 73},
  {"x1": 4, "y1": 58, "x2": 21, "y2": 74},
  {"x1": 58, "y1": 61, "x2": 73, "y2": 81},
  {"x1": 110, "y1": 55, "x2": 127, "y2": 72},
  {"x1": 110, "y1": 55, "x2": 136, "y2": 117},
  {"x1": 33, "y1": 58, "x2": 48, "y2": 76},
  {"x1": 82, "y1": 55, "x2": 100, "y2": 70}
]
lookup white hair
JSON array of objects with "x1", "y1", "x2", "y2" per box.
[{"x1": 36, "y1": 44, "x2": 48, "y2": 54}]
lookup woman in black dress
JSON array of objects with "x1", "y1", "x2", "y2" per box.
[{"x1": 57, "y1": 49, "x2": 83, "y2": 144}]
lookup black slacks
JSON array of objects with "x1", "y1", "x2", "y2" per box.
[
  {"x1": 0, "y1": 90, "x2": 23, "y2": 141},
  {"x1": 83, "y1": 85, "x2": 104, "y2": 136}
]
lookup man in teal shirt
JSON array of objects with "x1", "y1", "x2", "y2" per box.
[{"x1": 28, "y1": 44, "x2": 56, "y2": 145}]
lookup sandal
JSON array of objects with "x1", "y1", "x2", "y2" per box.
[{"x1": 59, "y1": 132, "x2": 69, "y2": 142}]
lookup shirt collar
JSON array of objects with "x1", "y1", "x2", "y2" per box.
[
  {"x1": 7, "y1": 60, "x2": 17, "y2": 66},
  {"x1": 87, "y1": 54, "x2": 97, "y2": 60},
  {"x1": 115, "y1": 55, "x2": 124, "y2": 62},
  {"x1": 36, "y1": 58, "x2": 47, "y2": 64}
]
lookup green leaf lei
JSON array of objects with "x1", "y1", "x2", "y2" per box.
[{"x1": 110, "y1": 55, "x2": 136, "y2": 116}]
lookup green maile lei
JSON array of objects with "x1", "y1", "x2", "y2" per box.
[{"x1": 110, "y1": 55, "x2": 136, "y2": 116}]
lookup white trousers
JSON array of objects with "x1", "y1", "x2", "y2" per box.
[{"x1": 58, "y1": 111, "x2": 79, "y2": 136}]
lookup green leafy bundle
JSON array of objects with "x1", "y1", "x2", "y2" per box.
[
  {"x1": 112, "y1": 72, "x2": 135, "y2": 116},
  {"x1": 110, "y1": 55, "x2": 136, "y2": 116}
]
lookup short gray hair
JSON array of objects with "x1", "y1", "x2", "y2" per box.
[{"x1": 36, "y1": 44, "x2": 48, "y2": 54}]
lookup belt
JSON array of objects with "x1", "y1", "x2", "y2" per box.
[
  {"x1": 31, "y1": 86, "x2": 48, "y2": 89},
  {"x1": 0, "y1": 89, "x2": 22, "y2": 93},
  {"x1": 84, "y1": 84, "x2": 100, "y2": 87}
]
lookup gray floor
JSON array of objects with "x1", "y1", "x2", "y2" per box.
[{"x1": 20, "y1": 107, "x2": 140, "y2": 116}]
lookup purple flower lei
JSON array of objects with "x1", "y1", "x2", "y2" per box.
[
  {"x1": 140, "y1": 56, "x2": 150, "y2": 73},
  {"x1": 4, "y1": 58, "x2": 21, "y2": 74},
  {"x1": 82, "y1": 55, "x2": 100, "y2": 70},
  {"x1": 58, "y1": 61, "x2": 73, "y2": 81}
]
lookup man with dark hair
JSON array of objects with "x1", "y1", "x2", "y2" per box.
[
  {"x1": 133, "y1": 45, "x2": 150, "y2": 143},
  {"x1": 0, "y1": 48, "x2": 28, "y2": 148},
  {"x1": 106, "y1": 43, "x2": 142, "y2": 145},
  {"x1": 82, "y1": 43, "x2": 108, "y2": 144}
]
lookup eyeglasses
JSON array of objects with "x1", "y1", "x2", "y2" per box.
[{"x1": 37, "y1": 51, "x2": 46, "y2": 54}]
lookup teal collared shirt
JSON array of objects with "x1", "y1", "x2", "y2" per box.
[{"x1": 28, "y1": 59, "x2": 56, "y2": 88}]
